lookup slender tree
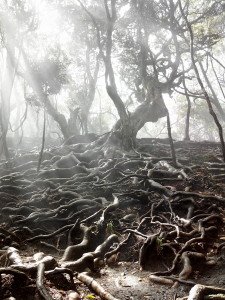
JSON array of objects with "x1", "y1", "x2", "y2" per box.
[
  {"x1": 182, "y1": 76, "x2": 191, "y2": 141},
  {"x1": 178, "y1": 0, "x2": 225, "y2": 161}
]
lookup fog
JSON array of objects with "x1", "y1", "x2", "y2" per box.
[{"x1": 1, "y1": 0, "x2": 225, "y2": 157}]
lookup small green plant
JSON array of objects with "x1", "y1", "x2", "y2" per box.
[
  {"x1": 106, "y1": 220, "x2": 114, "y2": 235},
  {"x1": 155, "y1": 237, "x2": 163, "y2": 255},
  {"x1": 90, "y1": 225, "x2": 99, "y2": 235}
]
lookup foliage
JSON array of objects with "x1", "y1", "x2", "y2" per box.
[
  {"x1": 30, "y1": 51, "x2": 69, "y2": 95},
  {"x1": 0, "y1": 0, "x2": 225, "y2": 141},
  {"x1": 106, "y1": 221, "x2": 114, "y2": 236},
  {"x1": 155, "y1": 237, "x2": 163, "y2": 255}
]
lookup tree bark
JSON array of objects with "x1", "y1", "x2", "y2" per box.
[
  {"x1": 198, "y1": 59, "x2": 225, "y2": 121},
  {"x1": 183, "y1": 77, "x2": 191, "y2": 141},
  {"x1": 103, "y1": 0, "x2": 128, "y2": 123},
  {"x1": 110, "y1": 92, "x2": 167, "y2": 150},
  {"x1": 166, "y1": 110, "x2": 177, "y2": 166},
  {"x1": 37, "y1": 107, "x2": 46, "y2": 172},
  {"x1": 0, "y1": 43, "x2": 16, "y2": 160}
]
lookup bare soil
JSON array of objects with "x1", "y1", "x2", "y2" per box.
[{"x1": 0, "y1": 138, "x2": 225, "y2": 300}]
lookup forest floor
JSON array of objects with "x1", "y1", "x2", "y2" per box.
[{"x1": 0, "y1": 137, "x2": 225, "y2": 300}]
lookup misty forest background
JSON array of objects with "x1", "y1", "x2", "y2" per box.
[
  {"x1": 0, "y1": 0, "x2": 225, "y2": 158},
  {"x1": 1, "y1": 1, "x2": 225, "y2": 300}
]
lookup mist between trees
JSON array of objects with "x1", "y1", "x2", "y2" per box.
[{"x1": 0, "y1": 0, "x2": 225, "y2": 158}]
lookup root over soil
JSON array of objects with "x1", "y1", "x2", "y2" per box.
[{"x1": 0, "y1": 138, "x2": 225, "y2": 300}]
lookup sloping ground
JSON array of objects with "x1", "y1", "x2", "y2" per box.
[{"x1": 0, "y1": 138, "x2": 225, "y2": 300}]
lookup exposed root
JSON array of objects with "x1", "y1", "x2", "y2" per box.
[
  {"x1": 179, "y1": 251, "x2": 205, "y2": 280},
  {"x1": 61, "y1": 234, "x2": 118, "y2": 271},
  {"x1": 37, "y1": 262, "x2": 53, "y2": 300},
  {"x1": 0, "y1": 139, "x2": 225, "y2": 299},
  {"x1": 0, "y1": 267, "x2": 30, "y2": 284},
  {"x1": 77, "y1": 272, "x2": 121, "y2": 300},
  {"x1": 61, "y1": 224, "x2": 92, "y2": 261},
  {"x1": 188, "y1": 285, "x2": 225, "y2": 300}
]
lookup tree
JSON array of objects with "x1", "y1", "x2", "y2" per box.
[
  {"x1": 0, "y1": 1, "x2": 25, "y2": 159},
  {"x1": 21, "y1": 50, "x2": 74, "y2": 139},
  {"x1": 178, "y1": 0, "x2": 225, "y2": 161},
  {"x1": 1, "y1": 0, "x2": 225, "y2": 149},
  {"x1": 0, "y1": 0, "x2": 101, "y2": 143},
  {"x1": 62, "y1": 2, "x2": 101, "y2": 135},
  {"x1": 80, "y1": 0, "x2": 225, "y2": 150}
]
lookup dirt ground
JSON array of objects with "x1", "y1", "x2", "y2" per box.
[
  {"x1": 97, "y1": 255, "x2": 225, "y2": 300},
  {"x1": 1, "y1": 138, "x2": 225, "y2": 300}
]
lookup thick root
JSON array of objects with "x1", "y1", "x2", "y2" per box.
[
  {"x1": 77, "y1": 272, "x2": 121, "y2": 300},
  {"x1": 188, "y1": 285, "x2": 225, "y2": 300}
]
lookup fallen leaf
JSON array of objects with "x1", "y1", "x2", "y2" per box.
[{"x1": 86, "y1": 295, "x2": 96, "y2": 299}]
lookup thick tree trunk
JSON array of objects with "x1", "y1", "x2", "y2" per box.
[
  {"x1": 82, "y1": 0, "x2": 168, "y2": 151},
  {"x1": 109, "y1": 92, "x2": 167, "y2": 150}
]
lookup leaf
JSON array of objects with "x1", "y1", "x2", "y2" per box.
[{"x1": 86, "y1": 295, "x2": 96, "y2": 299}]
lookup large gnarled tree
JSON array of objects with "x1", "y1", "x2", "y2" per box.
[{"x1": 81, "y1": 0, "x2": 225, "y2": 150}]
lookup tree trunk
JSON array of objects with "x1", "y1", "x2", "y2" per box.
[
  {"x1": 166, "y1": 110, "x2": 177, "y2": 166},
  {"x1": 0, "y1": 113, "x2": 10, "y2": 160},
  {"x1": 67, "y1": 108, "x2": 80, "y2": 137},
  {"x1": 21, "y1": 51, "x2": 72, "y2": 140},
  {"x1": 37, "y1": 107, "x2": 46, "y2": 172},
  {"x1": 183, "y1": 77, "x2": 191, "y2": 141},
  {"x1": 0, "y1": 45, "x2": 15, "y2": 160},
  {"x1": 83, "y1": 39, "x2": 100, "y2": 135},
  {"x1": 44, "y1": 96, "x2": 71, "y2": 139},
  {"x1": 109, "y1": 91, "x2": 167, "y2": 150},
  {"x1": 198, "y1": 59, "x2": 225, "y2": 121},
  {"x1": 81, "y1": 0, "x2": 168, "y2": 151}
]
